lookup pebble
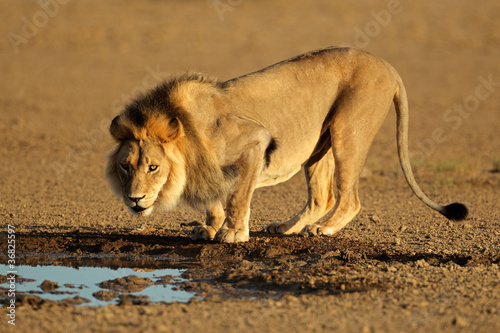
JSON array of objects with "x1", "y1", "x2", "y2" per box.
[
  {"x1": 295, "y1": 261, "x2": 308, "y2": 267},
  {"x1": 452, "y1": 316, "x2": 469, "y2": 328},
  {"x1": 40, "y1": 280, "x2": 59, "y2": 292},
  {"x1": 415, "y1": 259, "x2": 429, "y2": 268}
]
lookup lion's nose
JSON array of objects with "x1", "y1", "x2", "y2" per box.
[{"x1": 128, "y1": 195, "x2": 145, "y2": 203}]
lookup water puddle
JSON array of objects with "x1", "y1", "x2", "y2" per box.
[{"x1": 0, "y1": 264, "x2": 196, "y2": 306}]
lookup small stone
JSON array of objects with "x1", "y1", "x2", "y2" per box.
[
  {"x1": 452, "y1": 316, "x2": 468, "y2": 327},
  {"x1": 295, "y1": 261, "x2": 308, "y2": 267},
  {"x1": 40, "y1": 280, "x2": 59, "y2": 292},
  {"x1": 360, "y1": 167, "x2": 372, "y2": 179},
  {"x1": 416, "y1": 259, "x2": 429, "y2": 268},
  {"x1": 93, "y1": 290, "x2": 119, "y2": 301}
]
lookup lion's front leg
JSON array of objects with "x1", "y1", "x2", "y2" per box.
[
  {"x1": 214, "y1": 172, "x2": 256, "y2": 243},
  {"x1": 215, "y1": 214, "x2": 251, "y2": 243},
  {"x1": 213, "y1": 121, "x2": 273, "y2": 243},
  {"x1": 191, "y1": 201, "x2": 225, "y2": 241},
  {"x1": 215, "y1": 228, "x2": 248, "y2": 242}
]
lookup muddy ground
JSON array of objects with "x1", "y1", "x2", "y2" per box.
[{"x1": 1, "y1": 0, "x2": 499, "y2": 332}]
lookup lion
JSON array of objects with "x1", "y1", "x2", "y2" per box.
[{"x1": 106, "y1": 47, "x2": 468, "y2": 243}]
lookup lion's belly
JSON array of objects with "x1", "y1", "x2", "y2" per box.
[
  {"x1": 255, "y1": 132, "x2": 322, "y2": 188},
  {"x1": 256, "y1": 165, "x2": 302, "y2": 188}
]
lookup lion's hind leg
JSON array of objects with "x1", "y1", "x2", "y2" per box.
[
  {"x1": 301, "y1": 92, "x2": 390, "y2": 237},
  {"x1": 266, "y1": 150, "x2": 335, "y2": 235},
  {"x1": 300, "y1": 136, "x2": 364, "y2": 237}
]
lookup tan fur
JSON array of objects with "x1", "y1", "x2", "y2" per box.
[{"x1": 107, "y1": 47, "x2": 467, "y2": 243}]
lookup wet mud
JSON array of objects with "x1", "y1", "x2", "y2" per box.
[{"x1": 1, "y1": 229, "x2": 498, "y2": 307}]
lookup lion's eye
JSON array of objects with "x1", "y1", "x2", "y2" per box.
[
  {"x1": 149, "y1": 165, "x2": 158, "y2": 172},
  {"x1": 120, "y1": 163, "x2": 130, "y2": 172}
]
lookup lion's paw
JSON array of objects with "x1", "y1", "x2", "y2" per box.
[
  {"x1": 265, "y1": 222, "x2": 284, "y2": 234},
  {"x1": 190, "y1": 225, "x2": 218, "y2": 241},
  {"x1": 300, "y1": 224, "x2": 323, "y2": 237},
  {"x1": 215, "y1": 228, "x2": 249, "y2": 243}
]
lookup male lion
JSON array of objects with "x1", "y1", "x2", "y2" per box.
[{"x1": 107, "y1": 47, "x2": 468, "y2": 243}]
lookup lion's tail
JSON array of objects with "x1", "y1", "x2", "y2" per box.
[{"x1": 391, "y1": 68, "x2": 468, "y2": 221}]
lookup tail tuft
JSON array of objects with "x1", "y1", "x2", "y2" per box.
[{"x1": 441, "y1": 203, "x2": 468, "y2": 221}]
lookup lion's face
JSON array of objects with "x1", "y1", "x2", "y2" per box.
[
  {"x1": 115, "y1": 140, "x2": 169, "y2": 215},
  {"x1": 108, "y1": 137, "x2": 187, "y2": 216},
  {"x1": 107, "y1": 108, "x2": 188, "y2": 216}
]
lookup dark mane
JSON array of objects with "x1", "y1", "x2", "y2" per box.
[
  {"x1": 119, "y1": 74, "x2": 235, "y2": 207},
  {"x1": 126, "y1": 74, "x2": 214, "y2": 127}
]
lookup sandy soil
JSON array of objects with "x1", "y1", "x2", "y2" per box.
[{"x1": 1, "y1": 0, "x2": 499, "y2": 332}]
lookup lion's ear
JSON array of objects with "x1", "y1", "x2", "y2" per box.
[
  {"x1": 163, "y1": 117, "x2": 183, "y2": 142},
  {"x1": 110, "y1": 115, "x2": 131, "y2": 141},
  {"x1": 148, "y1": 116, "x2": 184, "y2": 143}
]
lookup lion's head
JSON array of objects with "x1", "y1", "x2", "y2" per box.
[
  {"x1": 106, "y1": 105, "x2": 187, "y2": 216},
  {"x1": 107, "y1": 75, "x2": 240, "y2": 217}
]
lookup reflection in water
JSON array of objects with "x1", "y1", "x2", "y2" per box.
[{"x1": 0, "y1": 264, "x2": 195, "y2": 306}]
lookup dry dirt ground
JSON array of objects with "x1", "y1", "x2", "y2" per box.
[{"x1": 1, "y1": 0, "x2": 499, "y2": 332}]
